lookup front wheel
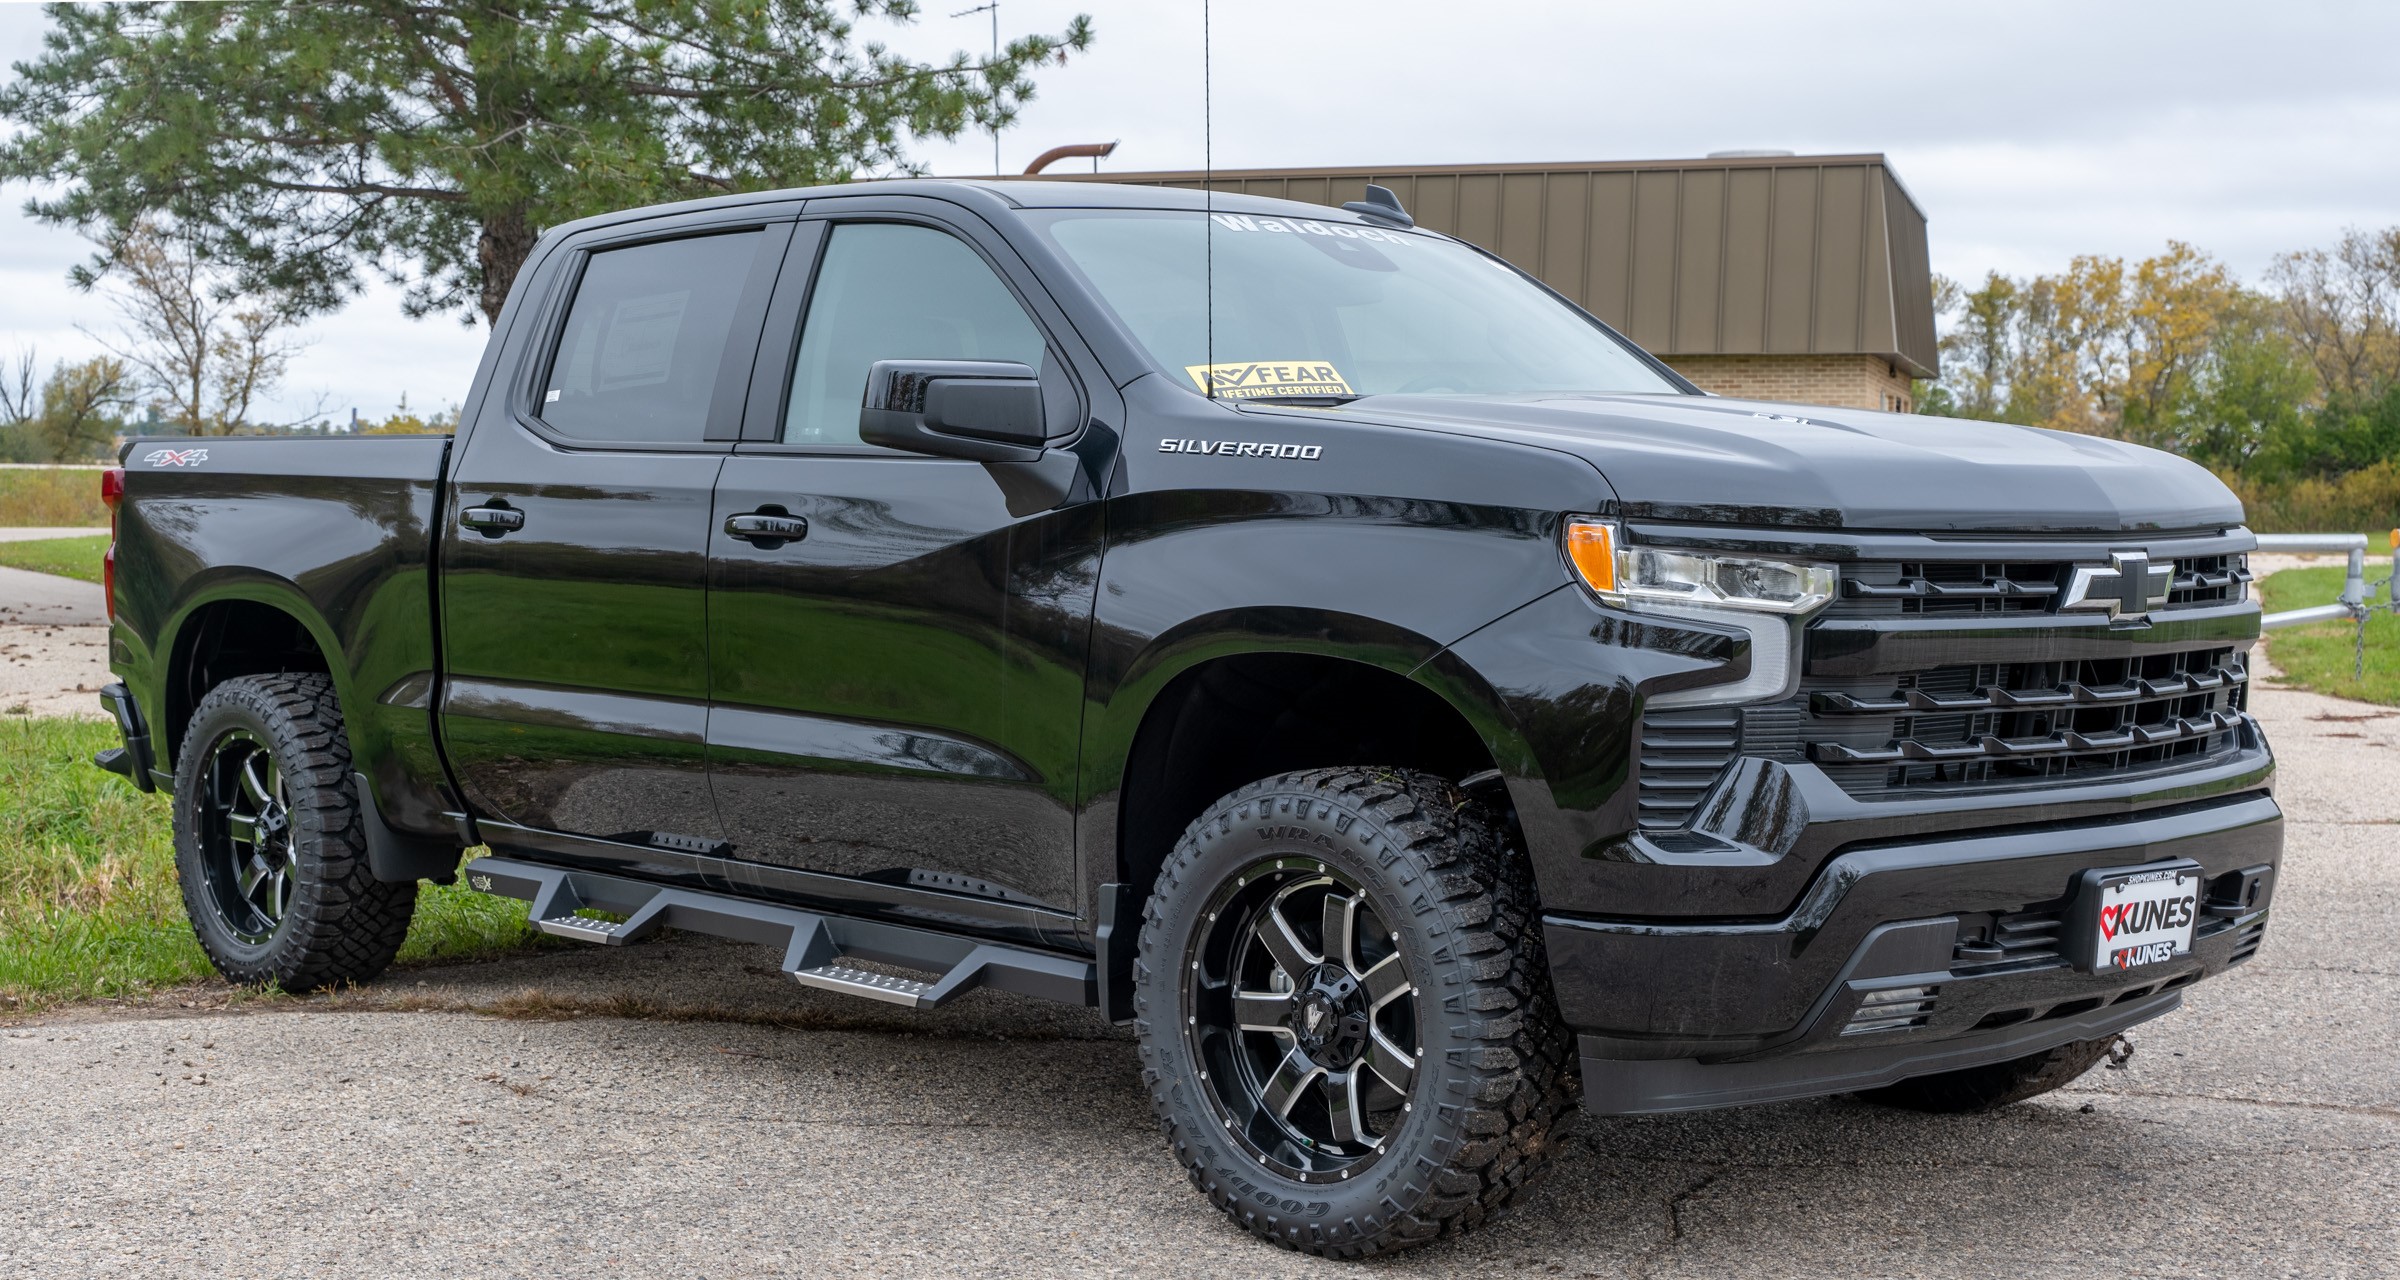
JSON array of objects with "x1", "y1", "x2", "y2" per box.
[
  {"x1": 172, "y1": 673, "x2": 417, "y2": 991},
  {"x1": 1134, "y1": 768, "x2": 1575, "y2": 1257}
]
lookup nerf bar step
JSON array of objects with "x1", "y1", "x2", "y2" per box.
[{"x1": 462, "y1": 856, "x2": 1094, "y2": 1010}]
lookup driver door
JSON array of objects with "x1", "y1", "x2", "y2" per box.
[{"x1": 704, "y1": 204, "x2": 1108, "y2": 916}]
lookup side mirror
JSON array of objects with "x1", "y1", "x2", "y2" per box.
[{"x1": 859, "y1": 359, "x2": 1047, "y2": 461}]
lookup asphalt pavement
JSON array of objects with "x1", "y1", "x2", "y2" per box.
[
  {"x1": 3, "y1": 673, "x2": 2394, "y2": 1278},
  {"x1": 0, "y1": 564, "x2": 106, "y2": 627}
]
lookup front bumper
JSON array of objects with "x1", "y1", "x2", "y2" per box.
[{"x1": 1549, "y1": 792, "x2": 2280, "y2": 1114}]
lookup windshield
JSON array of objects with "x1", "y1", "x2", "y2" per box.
[{"x1": 1027, "y1": 209, "x2": 1681, "y2": 401}]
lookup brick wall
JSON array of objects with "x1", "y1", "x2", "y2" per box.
[{"x1": 1661, "y1": 354, "x2": 1916, "y2": 414}]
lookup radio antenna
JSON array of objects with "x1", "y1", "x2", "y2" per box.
[{"x1": 1202, "y1": 0, "x2": 1214, "y2": 400}]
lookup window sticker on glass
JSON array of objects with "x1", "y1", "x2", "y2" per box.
[
  {"x1": 1205, "y1": 214, "x2": 1416, "y2": 245},
  {"x1": 596, "y1": 292, "x2": 691, "y2": 390},
  {"x1": 1185, "y1": 360, "x2": 1353, "y2": 400}
]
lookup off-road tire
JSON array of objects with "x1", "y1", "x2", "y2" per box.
[
  {"x1": 172, "y1": 673, "x2": 417, "y2": 990},
  {"x1": 1133, "y1": 767, "x2": 1576, "y2": 1258},
  {"x1": 1855, "y1": 1035, "x2": 2120, "y2": 1113}
]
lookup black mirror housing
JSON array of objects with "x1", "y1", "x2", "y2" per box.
[{"x1": 860, "y1": 359, "x2": 1047, "y2": 461}]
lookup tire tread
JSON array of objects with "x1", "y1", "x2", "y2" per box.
[
  {"x1": 1134, "y1": 767, "x2": 1576, "y2": 1258},
  {"x1": 173, "y1": 673, "x2": 417, "y2": 991}
]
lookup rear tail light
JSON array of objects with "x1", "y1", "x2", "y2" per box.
[{"x1": 101, "y1": 467, "x2": 123, "y2": 622}]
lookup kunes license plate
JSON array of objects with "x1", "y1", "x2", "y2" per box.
[{"x1": 2076, "y1": 864, "x2": 2200, "y2": 971}]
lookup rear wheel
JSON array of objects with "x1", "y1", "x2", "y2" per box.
[
  {"x1": 172, "y1": 673, "x2": 417, "y2": 991},
  {"x1": 1855, "y1": 1035, "x2": 2121, "y2": 1113},
  {"x1": 1134, "y1": 768, "x2": 1574, "y2": 1257}
]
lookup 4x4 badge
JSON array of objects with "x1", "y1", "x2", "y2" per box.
[{"x1": 2060, "y1": 551, "x2": 2175, "y2": 620}]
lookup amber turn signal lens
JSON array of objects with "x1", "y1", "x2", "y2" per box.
[{"x1": 1563, "y1": 521, "x2": 1617, "y2": 593}]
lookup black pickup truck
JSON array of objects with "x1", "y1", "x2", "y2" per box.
[{"x1": 95, "y1": 179, "x2": 2280, "y2": 1257}]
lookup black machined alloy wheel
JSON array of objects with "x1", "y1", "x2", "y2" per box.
[
  {"x1": 1136, "y1": 768, "x2": 1577, "y2": 1258},
  {"x1": 194, "y1": 728, "x2": 299, "y2": 946},
  {"x1": 171, "y1": 673, "x2": 419, "y2": 991},
  {"x1": 1185, "y1": 858, "x2": 1420, "y2": 1184}
]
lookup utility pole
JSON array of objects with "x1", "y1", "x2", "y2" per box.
[{"x1": 952, "y1": 2, "x2": 1000, "y2": 173}]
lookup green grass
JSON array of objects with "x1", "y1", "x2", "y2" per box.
[
  {"x1": 2258, "y1": 565, "x2": 2400, "y2": 706},
  {"x1": 0, "y1": 716, "x2": 548, "y2": 1011},
  {"x1": 0, "y1": 466, "x2": 108, "y2": 526},
  {"x1": 0, "y1": 534, "x2": 107, "y2": 583}
]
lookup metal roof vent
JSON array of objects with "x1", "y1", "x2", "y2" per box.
[{"x1": 1706, "y1": 149, "x2": 1797, "y2": 159}]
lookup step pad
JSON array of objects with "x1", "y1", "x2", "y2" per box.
[
  {"x1": 791, "y1": 962, "x2": 940, "y2": 1008},
  {"x1": 535, "y1": 913, "x2": 634, "y2": 943},
  {"x1": 463, "y1": 856, "x2": 1095, "y2": 1011}
]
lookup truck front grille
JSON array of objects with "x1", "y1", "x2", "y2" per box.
[
  {"x1": 1825, "y1": 552, "x2": 2249, "y2": 619},
  {"x1": 1781, "y1": 534, "x2": 2261, "y2": 800},
  {"x1": 1628, "y1": 534, "x2": 2262, "y2": 828},
  {"x1": 1800, "y1": 648, "x2": 2250, "y2": 795}
]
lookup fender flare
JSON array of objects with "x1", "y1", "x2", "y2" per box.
[{"x1": 154, "y1": 571, "x2": 459, "y2": 883}]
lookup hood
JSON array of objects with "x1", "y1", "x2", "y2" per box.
[{"x1": 1321, "y1": 393, "x2": 2244, "y2": 534}]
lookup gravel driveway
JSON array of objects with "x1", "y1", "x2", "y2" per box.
[
  {"x1": 3, "y1": 680, "x2": 2395, "y2": 1278},
  {"x1": 0, "y1": 558, "x2": 108, "y2": 718}
]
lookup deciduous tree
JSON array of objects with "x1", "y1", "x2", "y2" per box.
[
  {"x1": 35, "y1": 356, "x2": 135, "y2": 458},
  {"x1": 2267, "y1": 227, "x2": 2400, "y2": 402},
  {"x1": 93, "y1": 222, "x2": 308, "y2": 435},
  {"x1": 0, "y1": 349, "x2": 134, "y2": 460}
]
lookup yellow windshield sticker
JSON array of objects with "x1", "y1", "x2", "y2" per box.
[{"x1": 1185, "y1": 360, "x2": 1353, "y2": 400}]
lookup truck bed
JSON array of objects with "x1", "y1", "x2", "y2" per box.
[{"x1": 110, "y1": 434, "x2": 456, "y2": 835}]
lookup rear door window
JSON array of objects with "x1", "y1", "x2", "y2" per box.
[{"x1": 542, "y1": 231, "x2": 767, "y2": 444}]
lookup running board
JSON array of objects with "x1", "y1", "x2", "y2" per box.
[{"x1": 463, "y1": 857, "x2": 1095, "y2": 1010}]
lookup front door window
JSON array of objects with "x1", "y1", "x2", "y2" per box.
[{"x1": 781, "y1": 223, "x2": 1048, "y2": 446}]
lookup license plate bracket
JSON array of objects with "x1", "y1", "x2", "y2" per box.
[{"x1": 2067, "y1": 859, "x2": 2202, "y2": 973}]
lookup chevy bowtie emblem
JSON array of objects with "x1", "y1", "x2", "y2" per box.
[{"x1": 2060, "y1": 551, "x2": 2175, "y2": 621}]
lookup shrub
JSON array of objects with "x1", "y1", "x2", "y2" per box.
[
  {"x1": 0, "y1": 465, "x2": 109, "y2": 527},
  {"x1": 2220, "y1": 460, "x2": 2400, "y2": 534}
]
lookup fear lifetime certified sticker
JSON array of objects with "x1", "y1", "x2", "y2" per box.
[{"x1": 1184, "y1": 360, "x2": 1353, "y2": 400}]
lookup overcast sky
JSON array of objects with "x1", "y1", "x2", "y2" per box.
[{"x1": 4, "y1": 0, "x2": 2396, "y2": 424}]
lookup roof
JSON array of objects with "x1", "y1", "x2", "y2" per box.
[
  {"x1": 1035, "y1": 154, "x2": 1939, "y2": 378},
  {"x1": 539, "y1": 176, "x2": 1401, "y2": 245}
]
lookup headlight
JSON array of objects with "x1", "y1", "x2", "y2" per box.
[
  {"x1": 1563, "y1": 519, "x2": 1835, "y2": 708},
  {"x1": 1563, "y1": 520, "x2": 1834, "y2": 614}
]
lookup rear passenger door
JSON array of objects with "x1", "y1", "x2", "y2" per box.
[
  {"x1": 439, "y1": 216, "x2": 792, "y2": 872},
  {"x1": 704, "y1": 202, "x2": 1108, "y2": 917}
]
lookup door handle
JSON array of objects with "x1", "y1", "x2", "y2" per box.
[
  {"x1": 725, "y1": 511, "x2": 809, "y2": 545},
  {"x1": 459, "y1": 505, "x2": 525, "y2": 536}
]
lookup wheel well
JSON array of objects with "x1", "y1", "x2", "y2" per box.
[
  {"x1": 164, "y1": 599, "x2": 330, "y2": 768},
  {"x1": 1116, "y1": 653, "x2": 1504, "y2": 902}
]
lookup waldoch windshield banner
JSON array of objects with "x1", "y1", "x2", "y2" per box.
[
  {"x1": 1185, "y1": 360, "x2": 1354, "y2": 399},
  {"x1": 1206, "y1": 213, "x2": 1419, "y2": 246}
]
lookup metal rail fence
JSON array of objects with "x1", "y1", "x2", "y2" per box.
[{"x1": 2257, "y1": 532, "x2": 2398, "y2": 680}]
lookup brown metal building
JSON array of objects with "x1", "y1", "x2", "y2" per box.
[{"x1": 1047, "y1": 153, "x2": 1937, "y2": 412}]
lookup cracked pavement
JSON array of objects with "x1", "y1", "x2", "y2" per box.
[{"x1": 3, "y1": 677, "x2": 2395, "y2": 1277}]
